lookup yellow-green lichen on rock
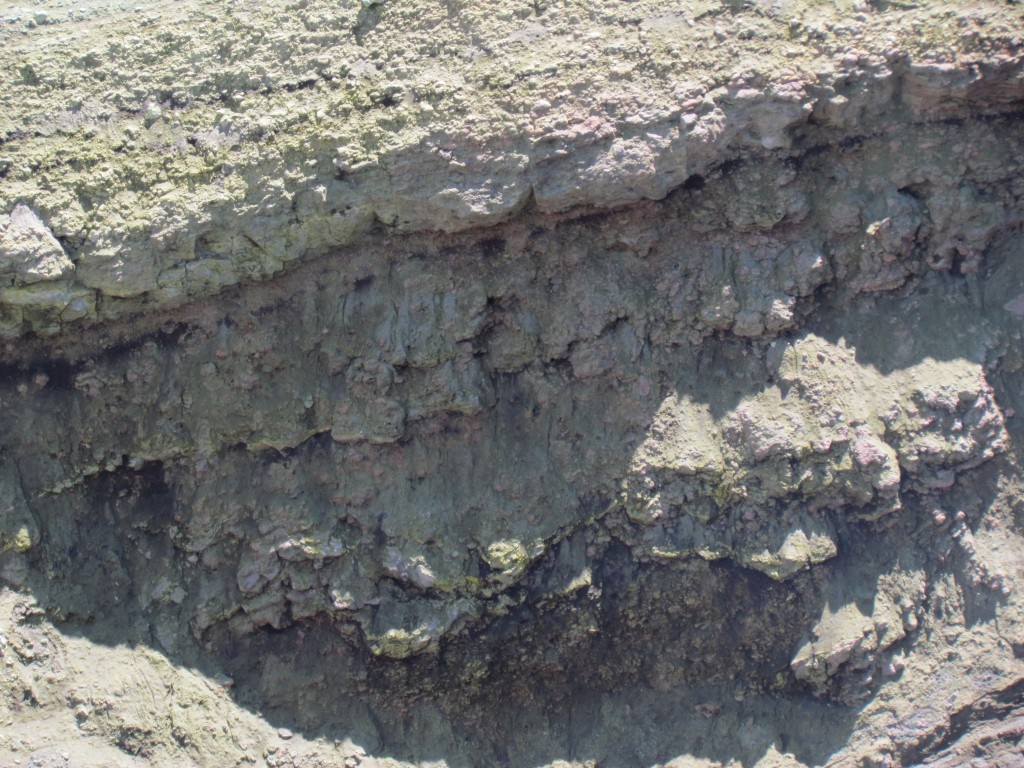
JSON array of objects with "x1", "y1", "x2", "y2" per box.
[
  {"x1": 482, "y1": 539, "x2": 531, "y2": 586},
  {"x1": 738, "y1": 517, "x2": 839, "y2": 581}
]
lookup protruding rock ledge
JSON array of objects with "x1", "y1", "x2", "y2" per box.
[{"x1": 1, "y1": 1, "x2": 1023, "y2": 337}]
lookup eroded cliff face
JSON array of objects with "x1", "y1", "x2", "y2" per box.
[{"x1": 1, "y1": 1, "x2": 1024, "y2": 767}]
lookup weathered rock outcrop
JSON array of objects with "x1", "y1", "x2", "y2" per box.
[{"x1": 1, "y1": 1, "x2": 1024, "y2": 767}]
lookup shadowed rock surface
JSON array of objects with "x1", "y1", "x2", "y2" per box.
[{"x1": 1, "y1": 1, "x2": 1024, "y2": 766}]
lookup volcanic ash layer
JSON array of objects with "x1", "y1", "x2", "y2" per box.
[{"x1": 1, "y1": 1, "x2": 1024, "y2": 767}]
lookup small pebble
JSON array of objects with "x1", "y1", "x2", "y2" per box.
[
  {"x1": 278, "y1": 728, "x2": 293, "y2": 740},
  {"x1": 214, "y1": 672, "x2": 234, "y2": 689}
]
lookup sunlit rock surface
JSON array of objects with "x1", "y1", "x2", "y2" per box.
[{"x1": 1, "y1": 1, "x2": 1024, "y2": 766}]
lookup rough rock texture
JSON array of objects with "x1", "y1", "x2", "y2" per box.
[{"x1": 2, "y1": 1, "x2": 1024, "y2": 767}]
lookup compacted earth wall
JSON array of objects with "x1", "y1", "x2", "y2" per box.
[{"x1": 1, "y1": 1, "x2": 1024, "y2": 766}]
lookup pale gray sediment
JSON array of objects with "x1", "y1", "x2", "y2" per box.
[{"x1": 1, "y1": 2, "x2": 1024, "y2": 767}]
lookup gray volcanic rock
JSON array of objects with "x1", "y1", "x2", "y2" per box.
[
  {"x1": 0, "y1": 204, "x2": 75, "y2": 286},
  {"x1": 1, "y1": 1, "x2": 1024, "y2": 767}
]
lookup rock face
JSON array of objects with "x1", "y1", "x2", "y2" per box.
[{"x1": 1, "y1": 1, "x2": 1024, "y2": 767}]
